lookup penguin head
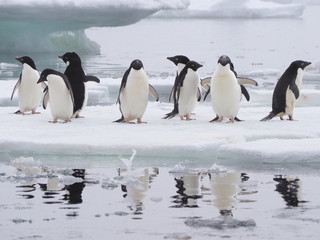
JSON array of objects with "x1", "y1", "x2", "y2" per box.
[
  {"x1": 291, "y1": 60, "x2": 312, "y2": 70},
  {"x1": 37, "y1": 69, "x2": 61, "y2": 83},
  {"x1": 185, "y1": 61, "x2": 203, "y2": 71},
  {"x1": 59, "y1": 52, "x2": 81, "y2": 65},
  {"x1": 15, "y1": 56, "x2": 37, "y2": 70},
  {"x1": 218, "y1": 55, "x2": 232, "y2": 67},
  {"x1": 167, "y1": 55, "x2": 190, "y2": 66},
  {"x1": 130, "y1": 59, "x2": 144, "y2": 70},
  {"x1": 37, "y1": 69, "x2": 51, "y2": 83}
]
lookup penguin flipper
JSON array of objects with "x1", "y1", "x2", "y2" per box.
[
  {"x1": 40, "y1": 82, "x2": 47, "y2": 90},
  {"x1": 149, "y1": 84, "x2": 159, "y2": 101},
  {"x1": 240, "y1": 85, "x2": 250, "y2": 101},
  {"x1": 260, "y1": 112, "x2": 276, "y2": 121},
  {"x1": 61, "y1": 74, "x2": 75, "y2": 107},
  {"x1": 197, "y1": 87, "x2": 202, "y2": 102},
  {"x1": 200, "y1": 77, "x2": 211, "y2": 91},
  {"x1": 11, "y1": 74, "x2": 21, "y2": 100},
  {"x1": 237, "y1": 77, "x2": 258, "y2": 86},
  {"x1": 84, "y1": 75, "x2": 100, "y2": 83},
  {"x1": 203, "y1": 86, "x2": 211, "y2": 101},
  {"x1": 289, "y1": 82, "x2": 299, "y2": 99},
  {"x1": 43, "y1": 86, "x2": 49, "y2": 110}
]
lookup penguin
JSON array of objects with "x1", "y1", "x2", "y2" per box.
[
  {"x1": 115, "y1": 59, "x2": 159, "y2": 124},
  {"x1": 176, "y1": 61, "x2": 203, "y2": 120},
  {"x1": 210, "y1": 55, "x2": 251, "y2": 123},
  {"x1": 163, "y1": 55, "x2": 190, "y2": 119},
  {"x1": 201, "y1": 58, "x2": 257, "y2": 122},
  {"x1": 11, "y1": 56, "x2": 44, "y2": 115},
  {"x1": 59, "y1": 52, "x2": 100, "y2": 118},
  {"x1": 37, "y1": 69, "x2": 74, "y2": 123},
  {"x1": 260, "y1": 60, "x2": 311, "y2": 121}
]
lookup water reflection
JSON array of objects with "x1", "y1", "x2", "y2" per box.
[
  {"x1": 119, "y1": 167, "x2": 159, "y2": 215},
  {"x1": 274, "y1": 175, "x2": 307, "y2": 207},
  {"x1": 209, "y1": 173, "x2": 242, "y2": 217},
  {"x1": 171, "y1": 173, "x2": 202, "y2": 208}
]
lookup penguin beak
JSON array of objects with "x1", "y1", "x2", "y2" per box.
[
  {"x1": 167, "y1": 57, "x2": 174, "y2": 63},
  {"x1": 15, "y1": 57, "x2": 22, "y2": 63},
  {"x1": 37, "y1": 76, "x2": 46, "y2": 84}
]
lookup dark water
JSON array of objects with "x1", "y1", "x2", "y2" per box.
[{"x1": 1, "y1": 163, "x2": 320, "y2": 240}]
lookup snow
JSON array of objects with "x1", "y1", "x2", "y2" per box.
[
  {"x1": 152, "y1": 0, "x2": 305, "y2": 18},
  {"x1": 1, "y1": 78, "x2": 320, "y2": 169}
]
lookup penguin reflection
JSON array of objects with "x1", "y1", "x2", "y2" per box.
[
  {"x1": 171, "y1": 173, "x2": 201, "y2": 208},
  {"x1": 273, "y1": 175, "x2": 306, "y2": 207},
  {"x1": 209, "y1": 173, "x2": 242, "y2": 217},
  {"x1": 39, "y1": 169, "x2": 85, "y2": 204},
  {"x1": 121, "y1": 168, "x2": 158, "y2": 214}
]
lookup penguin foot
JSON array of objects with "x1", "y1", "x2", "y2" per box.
[
  {"x1": 124, "y1": 119, "x2": 135, "y2": 124},
  {"x1": 212, "y1": 117, "x2": 224, "y2": 123},
  {"x1": 137, "y1": 119, "x2": 147, "y2": 124},
  {"x1": 32, "y1": 110, "x2": 41, "y2": 114},
  {"x1": 64, "y1": 119, "x2": 71, "y2": 123},
  {"x1": 227, "y1": 118, "x2": 235, "y2": 123},
  {"x1": 185, "y1": 114, "x2": 195, "y2": 121},
  {"x1": 75, "y1": 114, "x2": 85, "y2": 118},
  {"x1": 49, "y1": 120, "x2": 58, "y2": 123}
]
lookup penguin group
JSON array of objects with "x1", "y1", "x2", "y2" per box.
[
  {"x1": 11, "y1": 52, "x2": 100, "y2": 123},
  {"x1": 10, "y1": 52, "x2": 311, "y2": 124}
]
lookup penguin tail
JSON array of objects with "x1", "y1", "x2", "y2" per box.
[
  {"x1": 13, "y1": 110, "x2": 22, "y2": 114},
  {"x1": 163, "y1": 109, "x2": 179, "y2": 119},
  {"x1": 260, "y1": 112, "x2": 276, "y2": 122},
  {"x1": 235, "y1": 117, "x2": 243, "y2": 122},
  {"x1": 113, "y1": 116, "x2": 125, "y2": 123}
]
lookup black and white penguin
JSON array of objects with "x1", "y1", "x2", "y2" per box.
[
  {"x1": 11, "y1": 56, "x2": 44, "y2": 114},
  {"x1": 176, "y1": 61, "x2": 203, "y2": 120},
  {"x1": 201, "y1": 57, "x2": 257, "y2": 122},
  {"x1": 59, "y1": 52, "x2": 100, "y2": 118},
  {"x1": 163, "y1": 55, "x2": 190, "y2": 119},
  {"x1": 115, "y1": 59, "x2": 159, "y2": 124},
  {"x1": 260, "y1": 60, "x2": 311, "y2": 121},
  {"x1": 37, "y1": 69, "x2": 74, "y2": 123},
  {"x1": 210, "y1": 55, "x2": 251, "y2": 123}
]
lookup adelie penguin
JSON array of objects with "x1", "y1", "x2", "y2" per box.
[
  {"x1": 114, "y1": 59, "x2": 159, "y2": 124},
  {"x1": 11, "y1": 56, "x2": 46, "y2": 115},
  {"x1": 260, "y1": 60, "x2": 311, "y2": 121},
  {"x1": 208, "y1": 55, "x2": 254, "y2": 123},
  {"x1": 59, "y1": 52, "x2": 100, "y2": 118},
  {"x1": 201, "y1": 56, "x2": 257, "y2": 122},
  {"x1": 163, "y1": 55, "x2": 190, "y2": 119},
  {"x1": 174, "y1": 60, "x2": 203, "y2": 120},
  {"x1": 37, "y1": 69, "x2": 74, "y2": 123}
]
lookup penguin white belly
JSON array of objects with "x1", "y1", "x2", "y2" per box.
[
  {"x1": 178, "y1": 71, "x2": 199, "y2": 116},
  {"x1": 47, "y1": 76, "x2": 73, "y2": 121},
  {"x1": 285, "y1": 69, "x2": 303, "y2": 116},
  {"x1": 18, "y1": 66, "x2": 42, "y2": 112},
  {"x1": 211, "y1": 73, "x2": 241, "y2": 118},
  {"x1": 120, "y1": 71, "x2": 149, "y2": 121}
]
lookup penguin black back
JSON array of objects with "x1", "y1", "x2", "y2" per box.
[
  {"x1": 59, "y1": 52, "x2": 86, "y2": 115},
  {"x1": 272, "y1": 60, "x2": 311, "y2": 115},
  {"x1": 261, "y1": 60, "x2": 311, "y2": 121}
]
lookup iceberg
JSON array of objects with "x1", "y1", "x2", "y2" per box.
[
  {"x1": 152, "y1": 0, "x2": 305, "y2": 18},
  {"x1": 0, "y1": 0, "x2": 189, "y2": 54}
]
